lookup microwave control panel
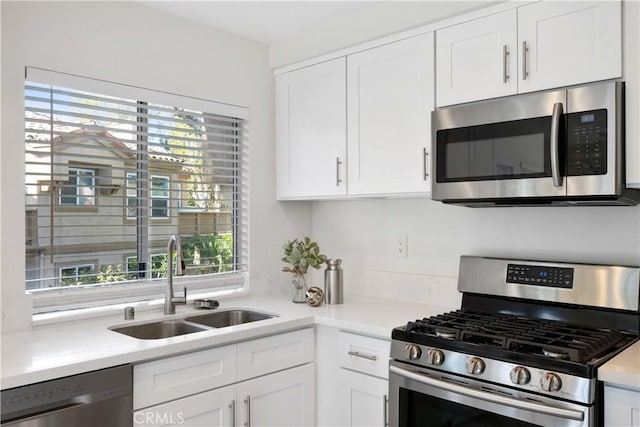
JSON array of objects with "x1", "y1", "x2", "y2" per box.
[{"x1": 566, "y1": 109, "x2": 607, "y2": 176}]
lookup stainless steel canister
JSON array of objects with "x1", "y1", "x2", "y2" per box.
[{"x1": 324, "y1": 259, "x2": 343, "y2": 304}]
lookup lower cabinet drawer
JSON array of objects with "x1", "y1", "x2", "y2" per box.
[
  {"x1": 338, "y1": 331, "x2": 390, "y2": 379},
  {"x1": 134, "y1": 344, "x2": 236, "y2": 409},
  {"x1": 237, "y1": 328, "x2": 315, "y2": 381}
]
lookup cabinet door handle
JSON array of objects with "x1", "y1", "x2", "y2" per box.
[
  {"x1": 348, "y1": 350, "x2": 377, "y2": 361},
  {"x1": 522, "y1": 41, "x2": 529, "y2": 80},
  {"x1": 383, "y1": 394, "x2": 389, "y2": 427},
  {"x1": 336, "y1": 157, "x2": 343, "y2": 186},
  {"x1": 244, "y1": 395, "x2": 251, "y2": 427},
  {"x1": 229, "y1": 399, "x2": 236, "y2": 427},
  {"x1": 423, "y1": 147, "x2": 429, "y2": 181},
  {"x1": 502, "y1": 45, "x2": 509, "y2": 83}
]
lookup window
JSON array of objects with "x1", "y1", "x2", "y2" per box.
[
  {"x1": 127, "y1": 173, "x2": 170, "y2": 219},
  {"x1": 24, "y1": 68, "x2": 249, "y2": 311},
  {"x1": 60, "y1": 264, "x2": 95, "y2": 286},
  {"x1": 60, "y1": 167, "x2": 95, "y2": 206},
  {"x1": 150, "y1": 176, "x2": 169, "y2": 218}
]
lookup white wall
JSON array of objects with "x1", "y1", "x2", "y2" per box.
[
  {"x1": 269, "y1": 1, "x2": 496, "y2": 68},
  {"x1": 0, "y1": 1, "x2": 311, "y2": 332},
  {"x1": 309, "y1": 199, "x2": 640, "y2": 308}
]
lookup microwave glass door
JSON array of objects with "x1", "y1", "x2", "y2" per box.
[{"x1": 436, "y1": 116, "x2": 553, "y2": 184}]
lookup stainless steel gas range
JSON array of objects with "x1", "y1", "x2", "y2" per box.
[{"x1": 389, "y1": 256, "x2": 640, "y2": 427}]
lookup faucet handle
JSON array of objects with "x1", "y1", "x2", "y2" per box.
[{"x1": 172, "y1": 287, "x2": 187, "y2": 305}]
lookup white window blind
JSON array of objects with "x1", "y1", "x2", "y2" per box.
[{"x1": 24, "y1": 68, "x2": 249, "y2": 312}]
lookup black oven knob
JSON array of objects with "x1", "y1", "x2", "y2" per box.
[
  {"x1": 405, "y1": 344, "x2": 422, "y2": 360},
  {"x1": 466, "y1": 357, "x2": 485, "y2": 375},
  {"x1": 509, "y1": 366, "x2": 531, "y2": 385},
  {"x1": 540, "y1": 372, "x2": 562, "y2": 392},
  {"x1": 426, "y1": 349, "x2": 445, "y2": 366}
]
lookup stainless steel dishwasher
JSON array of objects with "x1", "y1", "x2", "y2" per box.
[{"x1": 1, "y1": 364, "x2": 132, "y2": 427}]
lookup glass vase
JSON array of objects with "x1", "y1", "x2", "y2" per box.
[{"x1": 291, "y1": 273, "x2": 307, "y2": 303}]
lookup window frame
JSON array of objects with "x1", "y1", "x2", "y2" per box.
[{"x1": 25, "y1": 67, "x2": 250, "y2": 314}]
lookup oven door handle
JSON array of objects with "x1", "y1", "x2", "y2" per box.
[{"x1": 389, "y1": 365, "x2": 585, "y2": 422}]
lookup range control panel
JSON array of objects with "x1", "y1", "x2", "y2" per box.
[
  {"x1": 507, "y1": 264, "x2": 574, "y2": 288},
  {"x1": 566, "y1": 109, "x2": 607, "y2": 176}
]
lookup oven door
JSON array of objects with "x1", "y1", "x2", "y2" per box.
[
  {"x1": 431, "y1": 88, "x2": 568, "y2": 202},
  {"x1": 389, "y1": 361, "x2": 592, "y2": 427}
]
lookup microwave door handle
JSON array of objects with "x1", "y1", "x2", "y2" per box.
[{"x1": 551, "y1": 102, "x2": 564, "y2": 187}]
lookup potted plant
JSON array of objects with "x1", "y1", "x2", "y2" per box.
[{"x1": 282, "y1": 237, "x2": 327, "y2": 303}]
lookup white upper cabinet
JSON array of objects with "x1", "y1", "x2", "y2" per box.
[
  {"x1": 276, "y1": 58, "x2": 347, "y2": 200},
  {"x1": 518, "y1": 1, "x2": 622, "y2": 94},
  {"x1": 436, "y1": 10, "x2": 518, "y2": 107},
  {"x1": 436, "y1": 1, "x2": 622, "y2": 106},
  {"x1": 347, "y1": 33, "x2": 434, "y2": 196}
]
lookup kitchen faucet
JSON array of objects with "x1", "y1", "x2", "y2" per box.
[{"x1": 165, "y1": 235, "x2": 187, "y2": 315}]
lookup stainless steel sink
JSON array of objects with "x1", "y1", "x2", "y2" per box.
[
  {"x1": 110, "y1": 320, "x2": 207, "y2": 340},
  {"x1": 185, "y1": 310, "x2": 276, "y2": 328}
]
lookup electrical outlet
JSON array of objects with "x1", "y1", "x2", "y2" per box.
[{"x1": 395, "y1": 234, "x2": 408, "y2": 258}]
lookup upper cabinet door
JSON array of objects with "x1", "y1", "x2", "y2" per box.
[
  {"x1": 436, "y1": 10, "x2": 517, "y2": 107},
  {"x1": 276, "y1": 58, "x2": 347, "y2": 199},
  {"x1": 347, "y1": 33, "x2": 435, "y2": 196},
  {"x1": 517, "y1": 1, "x2": 622, "y2": 94}
]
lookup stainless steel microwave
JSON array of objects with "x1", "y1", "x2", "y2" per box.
[{"x1": 431, "y1": 81, "x2": 640, "y2": 206}]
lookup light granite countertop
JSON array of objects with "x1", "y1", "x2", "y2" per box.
[
  {"x1": 2, "y1": 294, "x2": 638, "y2": 392},
  {"x1": 599, "y1": 341, "x2": 640, "y2": 390},
  {"x1": 0, "y1": 295, "x2": 449, "y2": 389}
]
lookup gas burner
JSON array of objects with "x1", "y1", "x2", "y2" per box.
[
  {"x1": 542, "y1": 348, "x2": 569, "y2": 360},
  {"x1": 398, "y1": 309, "x2": 629, "y2": 364}
]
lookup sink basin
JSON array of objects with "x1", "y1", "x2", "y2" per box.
[
  {"x1": 110, "y1": 320, "x2": 207, "y2": 340},
  {"x1": 185, "y1": 310, "x2": 276, "y2": 328}
]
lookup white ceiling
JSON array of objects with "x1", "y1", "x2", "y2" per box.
[{"x1": 142, "y1": 1, "x2": 378, "y2": 44}]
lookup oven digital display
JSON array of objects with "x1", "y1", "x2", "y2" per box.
[{"x1": 506, "y1": 264, "x2": 574, "y2": 288}]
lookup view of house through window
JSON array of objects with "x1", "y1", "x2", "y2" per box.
[{"x1": 24, "y1": 75, "x2": 246, "y2": 302}]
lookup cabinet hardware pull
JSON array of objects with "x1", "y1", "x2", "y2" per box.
[
  {"x1": 522, "y1": 41, "x2": 529, "y2": 80},
  {"x1": 244, "y1": 395, "x2": 251, "y2": 427},
  {"x1": 229, "y1": 399, "x2": 236, "y2": 427},
  {"x1": 423, "y1": 147, "x2": 429, "y2": 181},
  {"x1": 503, "y1": 45, "x2": 509, "y2": 83},
  {"x1": 336, "y1": 157, "x2": 343, "y2": 186},
  {"x1": 383, "y1": 394, "x2": 389, "y2": 427},
  {"x1": 348, "y1": 350, "x2": 377, "y2": 361}
]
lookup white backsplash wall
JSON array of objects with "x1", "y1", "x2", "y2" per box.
[{"x1": 309, "y1": 198, "x2": 640, "y2": 308}]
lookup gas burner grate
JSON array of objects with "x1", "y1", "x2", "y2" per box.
[{"x1": 403, "y1": 310, "x2": 626, "y2": 363}]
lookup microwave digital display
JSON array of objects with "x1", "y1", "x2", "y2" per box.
[{"x1": 581, "y1": 113, "x2": 595, "y2": 123}]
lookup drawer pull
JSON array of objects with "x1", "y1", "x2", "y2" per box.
[{"x1": 348, "y1": 350, "x2": 377, "y2": 361}]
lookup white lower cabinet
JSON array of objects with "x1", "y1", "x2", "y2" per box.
[
  {"x1": 605, "y1": 385, "x2": 640, "y2": 427},
  {"x1": 317, "y1": 325, "x2": 390, "y2": 427},
  {"x1": 133, "y1": 328, "x2": 315, "y2": 427},
  {"x1": 337, "y1": 369, "x2": 388, "y2": 427},
  {"x1": 237, "y1": 364, "x2": 315, "y2": 427},
  {"x1": 134, "y1": 385, "x2": 236, "y2": 427}
]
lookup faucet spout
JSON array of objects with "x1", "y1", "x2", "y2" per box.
[{"x1": 165, "y1": 235, "x2": 187, "y2": 315}]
